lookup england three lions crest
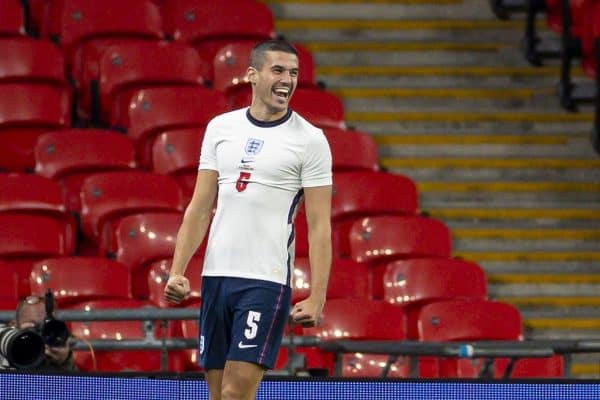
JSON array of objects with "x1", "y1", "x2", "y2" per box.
[{"x1": 245, "y1": 138, "x2": 264, "y2": 156}]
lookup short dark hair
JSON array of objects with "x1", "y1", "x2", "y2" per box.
[{"x1": 250, "y1": 39, "x2": 298, "y2": 70}]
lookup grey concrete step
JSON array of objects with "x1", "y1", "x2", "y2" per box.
[
  {"x1": 313, "y1": 46, "x2": 529, "y2": 67},
  {"x1": 388, "y1": 167, "x2": 600, "y2": 182},
  {"x1": 268, "y1": 0, "x2": 500, "y2": 20},
  {"x1": 480, "y1": 261, "x2": 600, "y2": 274},
  {"x1": 378, "y1": 140, "x2": 597, "y2": 157},
  {"x1": 351, "y1": 120, "x2": 594, "y2": 135},
  {"x1": 446, "y1": 219, "x2": 600, "y2": 229},
  {"x1": 454, "y1": 238, "x2": 599, "y2": 252},
  {"x1": 419, "y1": 191, "x2": 600, "y2": 204},
  {"x1": 489, "y1": 283, "x2": 600, "y2": 298}
]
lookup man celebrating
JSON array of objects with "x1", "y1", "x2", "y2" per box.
[{"x1": 164, "y1": 39, "x2": 332, "y2": 400}]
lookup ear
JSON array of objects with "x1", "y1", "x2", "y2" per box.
[{"x1": 247, "y1": 67, "x2": 257, "y2": 85}]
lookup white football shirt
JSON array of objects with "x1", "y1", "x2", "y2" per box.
[{"x1": 198, "y1": 107, "x2": 332, "y2": 286}]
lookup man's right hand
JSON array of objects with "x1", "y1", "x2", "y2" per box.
[{"x1": 164, "y1": 275, "x2": 191, "y2": 304}]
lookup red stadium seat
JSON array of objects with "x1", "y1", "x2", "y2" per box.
[
  {"x1": 0, "y1": 38, "x2": 66, "y2": 85},
  {"x1": 115, "y1": 86, "x2": 226, "y2": 167},
  {"x1": 152, "y1": 128, "x2": 205, "y2": 204},
  {"x1": 0, "y1": 173, "x2": 77, "y2": 248},
  {"x1": 292, "y1": 257, "x2": 370, "y2": 304},
  {"x1": 78, "y1": 41, "x2": 206, "y2": 124},
  {"x1": 69, "y1": 299, "x2": 186, "y2": 372},
  {"x1": 113, "y1": 211, "x2": 207, "y2": 298},
  {"x1": 80, "y1": 171, "x2": 183, "y2": 252},
  {"x1": 231, "y1": 86, "x2": 346, "y2": 129},
  {"x1": 35, "y1": 129, "x2": 136, "y2": 212},
  {"x1": 349, "y1": 215, "x2": 452, "y2": 298},
  {"x1": 493, "y1": 355, "x2": 565, "y2": 378},
  {"x1": 332, "y1": 170, "x2": 418, "y2": 258},
  {"x1": 147, "y1": 257, "x2": 203, "y2": 308},
  {"x1": 418, "y1": 298, "x2": 522, "y2": 342},
  {"x1": 0, "y1": 0, "x2": 25, "y2": 37},
  {"x1": 580, "y1": 0, "x2": 600, "y2": 78},
  {"x1": 418, "y1": 298, "x2": 524, "y2": 379},
  {"x1": 323, "y1": 128, "x2": 379, "y2": 172},
  {"x1": 0, "y1": 83, "x2": 71, "y2": 172},
  {"x1": 0, "y1": 214, "x2": 74, "y2": 295},
  {"x1": 384, "y1": 258, "x2": 488, "y2": 339},
  {"x1": 163, "y1": 0, "x2": 274, "y2": 81},
  {"x1": 303, "y1": 298, "x2": 407, "y2": 376},
  {"x1": 0, "y1": 261, "x2": 19, "y2": 303},
  {"x1": 30, "y1": 257, "x2": 132, "y2": 307},
  {"x1": 41, "y1": 0, "x2": 163, "y2": 74}
]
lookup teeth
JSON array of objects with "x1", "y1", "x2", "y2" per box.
[{"x1": 274, "y1": 87, "x2": 290, "y2": 95}]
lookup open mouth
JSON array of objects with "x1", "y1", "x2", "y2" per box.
[{"x1": 272, "y1": 86, "x2": 290, "y2": 99}]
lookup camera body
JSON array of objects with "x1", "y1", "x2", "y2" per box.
[{"x1": 0, "y1": 290, "x2": 70, "y2": 369}]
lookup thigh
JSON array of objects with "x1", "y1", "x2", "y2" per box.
[
  {"x1": 227, "y1": 280, "x2": 291, "y2": 369},
  {"x1": 199, "y1": 277, "x2": 231, "y2": 370}
]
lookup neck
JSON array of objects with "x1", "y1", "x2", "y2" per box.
[{"x1": 248, "y1": 104, "x2": 288, "y2": 122}]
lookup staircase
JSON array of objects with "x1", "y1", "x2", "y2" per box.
[{"x1": 267, "y1": 0, "x2": 600, "y2": 378}]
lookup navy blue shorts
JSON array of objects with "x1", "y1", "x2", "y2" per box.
[{"x1": 199, "y1": 276, "x2": 291, "y2": 370}]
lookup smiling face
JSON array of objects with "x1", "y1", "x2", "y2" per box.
[{"x1": 247, "y1": 50, "x2": 299, "y2": 121}]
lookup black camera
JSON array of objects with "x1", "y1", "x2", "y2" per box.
[
  {"x1": 37, "y1": 290, "x2": 70, "y2": 347},
  {"x1": 0, "y1": 290, "x2": 70, "y2": 369}
]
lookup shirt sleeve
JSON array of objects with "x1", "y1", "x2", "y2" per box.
[
  {"x1": 198, "y1": 120, "x2": 218, "y2": 171},
  {"x1": 302, "y1": 131, "x2": 333, "y2": 187}
]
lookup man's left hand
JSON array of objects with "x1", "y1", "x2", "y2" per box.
[{"x1": 291, "y1": 297, "x2": 324, "y2": 328}]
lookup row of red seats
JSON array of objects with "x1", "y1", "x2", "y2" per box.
[
  {"x1": 0, "y1": 168, "x2": 427, "y2": 297},
  {"x1": 0, "y1": 37, "x2": 336, "y2": 171},
  {"x1": 0, "y1": 257, "x2": 564, "y2": 377},
  {"x1": 1, "y1": 0, "x2": 275, "y2": 76}
]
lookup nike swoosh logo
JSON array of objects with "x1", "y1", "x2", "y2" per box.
[
  {"x1": 238, "y1": 341, "x2": 258, "y2": 349},
  {"x1": 240, "y1": 158, "x2": 255, "y2": 164}
]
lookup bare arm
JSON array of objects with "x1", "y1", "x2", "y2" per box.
[
  {"x1": 164, "y1": 170, "x2": 218, "y2": 303},
  {"x1": 291, "y1": 185, "x2": 332, "y2": 327}
]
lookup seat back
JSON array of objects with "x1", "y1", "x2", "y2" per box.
[
  {"x1": 384, "y1": 258, "x2": 488, "y2": 306},
  {"x1": 0, "y1": 0, "x2": 25, "y2": 37},
  {"x1": 332, "y1": 171, "x2": 418, "y2": 220},
  {"x1": 0, "y1": 173, "x2": 66, "y2": 215},
  {"x1": 418, "y1": 299, "x2": 523, "y2": 341},
  {"x1": 35, "y1": 129, "x2": 136, "y2": 211},
  {"x1": 0, "y1": 213, "x2": 74, "y2": 295},
  {"x1": 42, "y1": 0, "x2": 163, "y2": 67},
  {"x1": 118, "y1": 86, "x2": 226, "y2": 166},
  {"x1": 164, "y1": 0, "x2": 274, "y2": 44},
  {"x1": 323, "y1": 128, "x2": 379, "y2": 171},
  {"x1": 30, "y1": 257, "x2": 132, "y2": 307},
  {"x1": 93, "y1": 42, "x2": 205, "y2": 124},
  {"x1": 113, "y1": 211, "x2": 206, "y2": 298},
  {"x1": 304, "y1": 298, "x2": 406, "y2": 340},
  {"x1": 292, "y1": 257, "x2": 370, "y2": 304},
  {"x1": 151, "y1": 128, "x2": 205, "y2": 204},
  {"x1": 80, "y1": 171, "x2": 183, "y2": 246},
  {"x1": 147, "y1": 257, "x2": 203, "y2": 308},
  {"x1": 384, "y1": 258, "x2": 488, "y2": 339},
  {"x1": 0, "y1": 38, "x2": 65, "y2": 84},
  {"x1": 349, "y1": 215, "x2": 452, "y2": 265},
  {"x1": 0, "y1": 83, "x2": 72, "y2": 171}
]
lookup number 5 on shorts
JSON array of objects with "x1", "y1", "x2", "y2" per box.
[{"x1": 245, "y1": 311, "x2": 261, "y2": 340}]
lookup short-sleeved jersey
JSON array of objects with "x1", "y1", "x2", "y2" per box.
[{"x1": 198, "y1": 107, "x2": 332, "y2": 286}]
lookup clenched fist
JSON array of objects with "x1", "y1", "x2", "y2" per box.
[{"x1": 164, "y1": 275, "x2": 191, "y2": 304}]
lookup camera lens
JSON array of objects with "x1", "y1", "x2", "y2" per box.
[{"x1": 0, "y1": 326, "x2": 44, "y2": 369}]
